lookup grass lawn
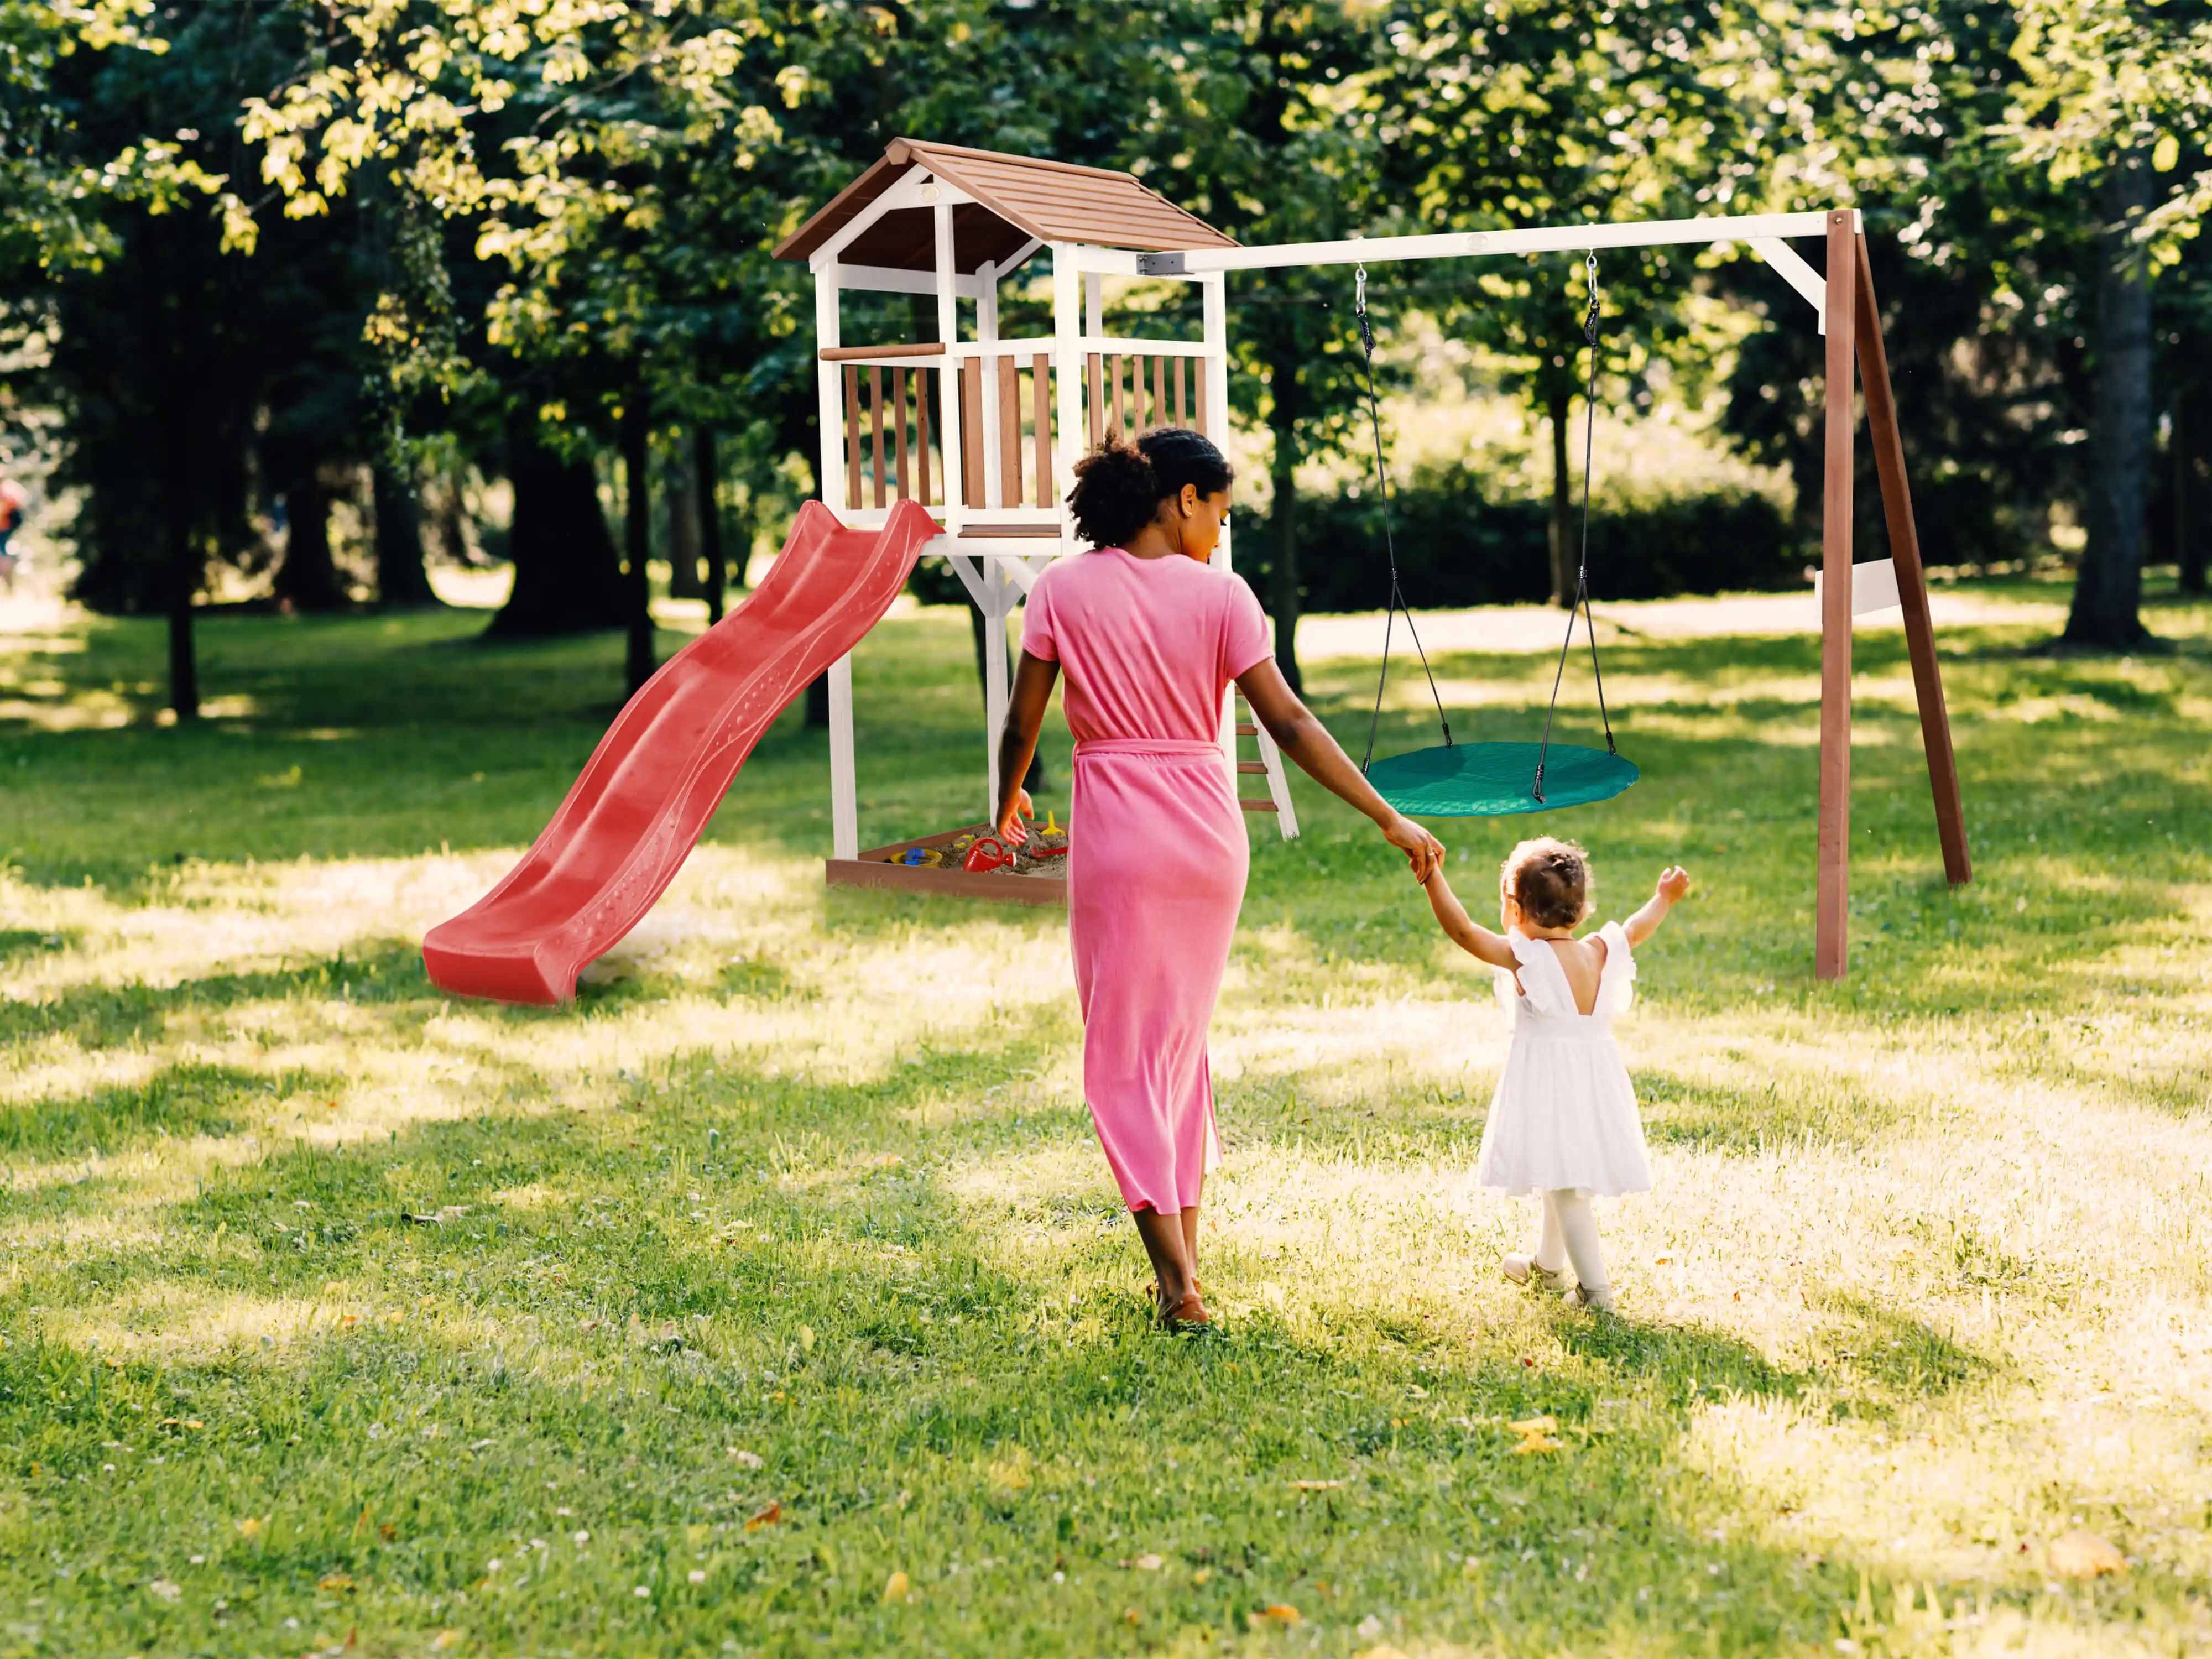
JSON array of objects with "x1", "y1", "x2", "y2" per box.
[{"x1": 2, "y1": 575, "x2": 2209, "y2": 1658}]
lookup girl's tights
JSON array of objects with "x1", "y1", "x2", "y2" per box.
[{"x1": 1533, "y1": 1189, "x2": 1609, "y2": 1296}]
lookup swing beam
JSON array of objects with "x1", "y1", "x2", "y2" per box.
[{"x1": 1147, "y1": 207, "x2": 1971, "y2": 981}]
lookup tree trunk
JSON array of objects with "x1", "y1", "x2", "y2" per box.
[
  {"x1": 274, "y1": 472, "x2": 347, "y2": 611},
  {"x1": 1269, "y1": 344, "x2": 1303, "y2": 693},
  {"x1": 165, "y1": 456, "x2": 198, "y2": 721},
  {"x1": 2064, "y1": 158, "x2": 2156, "y2": 648},
  {"x1": 2179, "y1": 393, "x2": 2208, "y2": 597},
  {"x1": 489, "y1": 423, "x2": 624, "y2": 636},
  {"x1": 697, "y1": 425, "x2": 725, "y2": 624},
  {"x1": 665, "y1": 428, "x2": 704, "y2": 599},
  {"x1": 623, "y1": 390, "x2": 655, "y2": 697},
  {"x1": 373, "y1": 465, "x2": 440, "y2": 607},
  {"x1": 1547, "y1": 380, "x2": 1573, "y2": 609}
]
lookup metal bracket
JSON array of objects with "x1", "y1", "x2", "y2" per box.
[{"x1": 1135, "y1": 251, "x2": 1186, "y2": 276}]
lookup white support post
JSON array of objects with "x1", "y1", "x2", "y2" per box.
[
  {"x1": 815, "y1": 267, "x2": 843, "y2": 513},
  {"x1": 933, "y1": 194, "x2": 964, "y2": 531},
  {"x1": 1052, "y1": 246, "x2": 1084, "y2": 550},
  {"x1": 983, "y1": 564, "x2": 1011, "y2": 820},
  {"x1": 1201, "y1": 271, "x2": 1239, "y2": 801},
  {"x1": 828, "y1": 654, "x2": 858, "y2": 860},
  {"x1": 978, "y1": 259, "x2": 1003, "y2": 507},
  {"x1": 1084, "y1": 270, "x2": 1103, "y2": 338}
]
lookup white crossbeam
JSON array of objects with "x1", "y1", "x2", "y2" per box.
[{"x1": 1136, "y1": 210, "x2": 1858, "y2": 276}]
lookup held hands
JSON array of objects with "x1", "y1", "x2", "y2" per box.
[
  {"x1": 1655, "y1": 865, "x2": 1692, "y2": 905},
  {"x1": 997, "y1": 788, "x2": 1035, "y2": 848},
  {"x1": 1381, "y1": 813, "x2": 1446, "y2": 883}
]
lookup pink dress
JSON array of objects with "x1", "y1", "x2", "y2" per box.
[{"x1": 1020, "y1": 549, "x2": 1272, "y2": 1213}]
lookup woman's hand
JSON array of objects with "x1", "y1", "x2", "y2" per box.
[
  {"x1": 1380, "y1": 813, "x2": 1444, "y2": 883},
  {"x1": 997, "y1": 788, "x2": 1035, "y2": 847}
]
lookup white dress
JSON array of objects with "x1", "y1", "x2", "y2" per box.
[{"x1": 1474, "y1": 922, "x2": 1653, "y2": 1198}]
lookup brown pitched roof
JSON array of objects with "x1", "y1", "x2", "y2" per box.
[{"x1": 773, "y1": 138, "x2": 1235, "y2": 273}]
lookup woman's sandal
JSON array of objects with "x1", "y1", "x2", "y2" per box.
[{"x1": 1159, "y1": 1288, "x2": 1213, "y2": 1332}]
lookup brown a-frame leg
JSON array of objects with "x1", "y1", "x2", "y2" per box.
[{"x1": 1814, "y1": 212, "x2": 1972, "y2": 982}]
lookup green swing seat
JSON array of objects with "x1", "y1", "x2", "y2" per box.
[{"x1": 1365, "y1": 740, "x2": 1638, "y2": 819}]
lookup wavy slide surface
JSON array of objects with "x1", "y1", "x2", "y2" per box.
[{"x1": 424, "y1": 498, "x2": 940, "y2": 1004}]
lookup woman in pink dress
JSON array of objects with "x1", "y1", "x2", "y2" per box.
[{"x1": 994, "y1": 430, "x2": 1444, "y2": 1329}]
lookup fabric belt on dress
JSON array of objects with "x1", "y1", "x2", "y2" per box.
[{"x1": 1073, "y1": 738, "x2": 1222, "y2": 758}]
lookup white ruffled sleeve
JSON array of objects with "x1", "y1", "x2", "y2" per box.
[{"x1": 1595, "y1": 921, "x2": 1637, "y2": 1015}]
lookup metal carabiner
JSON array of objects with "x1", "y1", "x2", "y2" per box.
[{"x1": 1355, "y1": 262, "x2": 1368, "y2": 317}]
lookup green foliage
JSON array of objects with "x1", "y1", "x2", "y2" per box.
[{"x1": 1248, "y1": 467, "x2": 1800, "y2": 613}]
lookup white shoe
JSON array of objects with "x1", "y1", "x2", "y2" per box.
[
  {"x1": 1502, "y1": 1253, "x2": 1572, "y2": 1292},
  {"x1": 1564, "y1": 1281, "x2": 1617, "y2": 1313}
]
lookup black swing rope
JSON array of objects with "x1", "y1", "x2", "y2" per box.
[
  {"x1": 1354, "y1": 252, "x2": 1623, "y2": 808},
  {"x1": 1532, "y1": 251, "x2": 1619, "y2": 804},
  {"x1": 1354, "y1": 264, "x2": 1452, "y2": 774}
]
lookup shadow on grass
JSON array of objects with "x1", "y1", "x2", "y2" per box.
[
  {"x1": 0, "y1": 1060, "x2": 338, "y2": 1161},
  {"x1": 0, "y1": 939, "x2": 433, "y2": 1051}
]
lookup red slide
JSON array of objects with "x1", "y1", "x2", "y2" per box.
[{"x1": 424, "y1": 498, "x2": 940, "y2": 1005}]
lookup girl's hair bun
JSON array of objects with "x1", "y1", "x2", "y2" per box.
[
  {"x1": 1066, "y1": 427, "x2": 1234, "y2": 549},
  {"x1": 1501, "y1": 837, "x2": 1592, "y2": 930}
]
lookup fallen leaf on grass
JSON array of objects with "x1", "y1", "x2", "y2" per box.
[
  {"x1": 1512, "y1": 1436, "x2": 1564, "y2": 1454},
  {"x1": 1289, "y1": 1480, "x2": 1342, "y2": 1491},
  {"x1": 147, "y1": 1579, "x2": 181, "y2": 1601},
  {"x1": 2049, "y1": 1530, "x2": 2125, "y2": 1577},
  {"x1": 882, "y1": 1570, "x2": 910, "y2": 1604},
  {"x1": 319, "y1": 1574, "x2": 357, "y2": 1593},
  {"x1": 1508, "y1": 1416, "x2": 1558, "y2": 1436},
  {"x1": 1121, "y1": 1553, "x2": 1164, "y2": 1571},
  {"x1": 1248, "y1": 1604, "x2": 1301, "y2": 1628},
  {"x1": 746, "y1": 1501, "x2": 782, "y2": 1530},
  {"x1": 431, "y1": 1633, "x2": 462, "y2": 1651},
  {"x1": 236, "y1": 1517, "x2": 265, "y2": 1539}
]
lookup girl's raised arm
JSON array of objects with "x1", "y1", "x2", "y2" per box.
[
  {"x1": 1623, "y1": 865, "x2": 1692, "y2": 947},
  {"x1": 1422, "y1": 866, "x2": 1518, "y2": 968}
]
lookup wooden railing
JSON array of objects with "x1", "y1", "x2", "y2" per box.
[
  {"x1": 835, "y1": 349, "x2": 940, "y2": 512},
  {"x1": 827, "y1": 341, "x2": 1212, "y2": 517},
  {"x1": 1084, "y1": 351, "x2": 1208, "y2": 446}
]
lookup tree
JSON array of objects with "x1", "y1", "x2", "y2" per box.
[
  {"x1": 1376, "y1": 2, "x2": 1744, "y2": 609},
  {"x1": 3, "y1": 1, "x2": 276, "y2": 718},
  {"x1": 2006, "y1": 0, "x2": 2212, "y2": 646},
  {"x1": 1704, "y1": 4, "x2": 2095, "y2": 581},
  {"x1": 1133, "y1": 2, "x2": 1387, "y2": 692}
]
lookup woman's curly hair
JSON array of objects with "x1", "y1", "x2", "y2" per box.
[
  {"x1": 1500, "y1": 837, "x2": 1592, "y2": 931},
  {"x1": 1066, "y1": 427, "x2": 1233, "y2": 549}
]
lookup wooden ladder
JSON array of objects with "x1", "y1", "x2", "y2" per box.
[{"x1": 1233, "y1": 693, "x2": 1299, "y2": 837}]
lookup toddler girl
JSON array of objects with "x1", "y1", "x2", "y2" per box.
[{"x1": 1421, "y1": 838, "x2": 1690, "y2": 1311}]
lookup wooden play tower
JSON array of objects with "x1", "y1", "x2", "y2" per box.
[{"x1": 775, "y1": 140, "x2": 1969, "y2": 978}]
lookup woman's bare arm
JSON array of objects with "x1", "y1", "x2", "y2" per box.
[
  {"x1": 1235, "y1": 657, "x2": 1443, "y2": 881},
  {"x1": 993, "y1": 649, "x2": 1061, "y2": 843},
  {"x1": 1421, "y1": 866, "x2": 1519, "y2": 968}
]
